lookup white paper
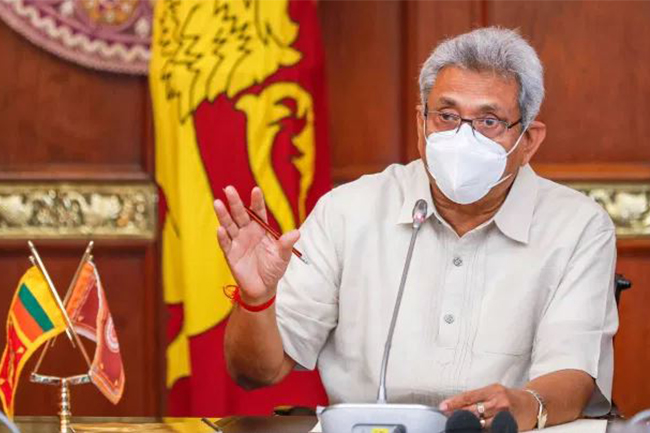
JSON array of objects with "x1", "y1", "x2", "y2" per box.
[
  {"x1": 310, "y1": 418, "x2": 606, "y2": 433},
  {"x1": 530, "y1": 419, "x2": 608, "y2": 433}
]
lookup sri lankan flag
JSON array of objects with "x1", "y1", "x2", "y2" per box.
[
  {"x1": 0, "y1": 266, "x2": 67, "y2": 418},
  {"x1": 150, "y1": 0, "x2": 330, "y2": 416}
]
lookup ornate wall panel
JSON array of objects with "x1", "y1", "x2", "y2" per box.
[
  {"x1": 0, "y1": 0, "x2": 153, "y2": 74},
  {"x1": 571, "y1": 183, "x2": 650, "y2": 238},
  {"x1": 0, "y1": 182, "x2": 157, "y2": 240}
]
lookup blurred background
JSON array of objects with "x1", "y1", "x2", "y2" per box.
[{"x1": 0, "y1": 0, "x2": 649, "y2": 420}]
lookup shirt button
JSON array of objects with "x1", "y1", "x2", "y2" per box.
[
  {"x1": 444, "y1": 314, "x2": 455, "y2": 324},
  {"x1": 453, "y1": 256, "x2": 463, "y2": 267}
]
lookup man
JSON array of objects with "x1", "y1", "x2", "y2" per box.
[{"x1": 214, "y1": 27, "x2": 617, "y2": 430}]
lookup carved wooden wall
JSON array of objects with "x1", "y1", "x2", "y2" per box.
[
  {"x1": 0, "y1": 0, "x2": 648, "y2": 418},
  {"x1": 0, "y1": 18, "x2": 161, "y2": 417}
]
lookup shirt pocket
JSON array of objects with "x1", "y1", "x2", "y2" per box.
[
  {"x1": 473, "y1": 314, "x2": 534, "y2": 356},
  {"x1": 472, "y1": 279, "x2": 544, "y2": 356}
]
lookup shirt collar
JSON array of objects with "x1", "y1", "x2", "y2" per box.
[
  {"x1": 396, "y1": 161, "x2": 538, "y2": 244},
  {"x1": 396, "y1": 161, "x2": 436, "y2": 225},
  {"x1": 493, "y1": 164, "x2": 538, "y2": 244}
]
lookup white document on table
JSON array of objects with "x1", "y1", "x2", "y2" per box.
[
  {"x1": 527, "y1": 419, "x2": 608, "y2": 433},
  {"x1": 309, "y1": 420, "x2": 322, "y2": 433},
  {"x1": 310, "y1": 418, "x2": 607, "y2": 433}
]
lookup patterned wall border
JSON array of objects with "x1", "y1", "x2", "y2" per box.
[
  {"x1": 0, "y1": 0, "x2": 152, "y2": 75},
  {"x1": 0, "y1": 182, "x2": 157, "y2": 240},
  {"x1": 569, "y1": 183, "x2": 650, "y2": 238},
  {"x1": 0, "y1": 181, "x2": 647, "y2": 239}
]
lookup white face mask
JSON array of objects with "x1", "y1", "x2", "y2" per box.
[{"x1": 424, "y1": 122, "x2": 525, "y2": 205}]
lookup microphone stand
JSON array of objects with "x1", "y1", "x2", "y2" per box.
[
  {"x1": 378, "y1": 200, "x2": 425, "y2": 403},
  {"x1": 318, "y1": 199, "x2": 447, "y2": 433}
]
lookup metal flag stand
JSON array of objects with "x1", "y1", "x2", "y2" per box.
[
  {"x1": 29, "y1": 374, "x2": 91, "y2": 433},
  {"x1": 27, "y1": 241, "x2": 95, "y2": 433}
]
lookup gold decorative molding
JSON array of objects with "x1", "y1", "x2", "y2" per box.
[
  {"x1": 0, "y1": 182, "x2": 157, "y2": 240},
  {"x1": 2, "y1": 180, "x2": 644, "y2": 239},
  {"x1": 570, "y1": 183, "x2": 650, "y2": 238}
]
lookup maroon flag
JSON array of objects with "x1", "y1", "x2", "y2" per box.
[{"x1": 66, "y1": 261, "x2": 124, "y2": 404}]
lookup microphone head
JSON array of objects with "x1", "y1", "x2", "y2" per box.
[
  {"x1": 491, "y1": 411, "x2": 518, "y2": 433},
  {"x1": 412, "y1": 199, "x2": 428, "y2": 229},
  {"x1": 445, "y1": 409, "x2": 482, "y2": 432}
]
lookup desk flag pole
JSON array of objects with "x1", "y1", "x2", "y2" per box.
[
  {"x1": 32, "y1": 241, "x2": 95, "y2": 374},
  {"x1": 27, "y1": 241, "x2": 92, "y2": 367},
  {"x1": 25, "y1": 240, "x2": 125, "y2": 433}
]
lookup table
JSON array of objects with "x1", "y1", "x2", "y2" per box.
[
  {"x1": 4, "y1": 416, "x2": 623, "y2": 433},
  {"x1": 4, "y1": 416, "x2": 319, "y2": 433}
]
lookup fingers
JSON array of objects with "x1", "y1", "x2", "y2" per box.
[
  {"x1": 216, "y1": 226, "x2": 232, "y2": 253},
  {"x1": 214, "y1": 186, "x2": 257, "y2": 238},
  {"x1": 440, "y1": 387, "x2": 489, "y2": 412},
  {"x1": 443, "y1": 391, "x2": 495, "y2": 430},
  {"x1": 224, "y1": 185, "x2": 251, "y2": 227},
  {"x1": 460, "y1": 399, "x2": 499, "y2": 419},
  {"x1": 277, "y1": 230, "x2": 300, "y2": 261},
  {"x1": 214, "y1": 199, "x2": 239, "y2": 239},
  {"x1": 441, "y1": 384, "x2": 516, "y2": 431},
  {"x1": 215, "y1": 185, "x2": 298, "y2": 264},
  {"x1": 250, "y1": 187, "x2": 268, "y2": 222}
]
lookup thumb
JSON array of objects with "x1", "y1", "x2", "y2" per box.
[{"x1": 277, "y1": 229, "x2": 300, "y2": 261}]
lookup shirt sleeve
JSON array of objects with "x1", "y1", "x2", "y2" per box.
[
  {"x1": 275, "y1": 192, "x2": 341, "y2": 370},
  {"x1": 529, "y1": 213, "x2": 618, "y2": 416}
]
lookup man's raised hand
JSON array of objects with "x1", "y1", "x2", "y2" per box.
[{"x1": 214, "y1": 186, "x2": 300, "y2": 305}]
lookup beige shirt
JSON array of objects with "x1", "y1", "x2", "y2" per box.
[{"x1": 276, "y1": 160, "x2": 618, "y2": 415}]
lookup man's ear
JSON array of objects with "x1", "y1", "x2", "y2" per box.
[
  {"x1": 415, "y1": 105, "x2": 426, "y2": 157},
  {"x1": 520, "y1": 120, "x2": 546, "y2": 165},
  {"x1": 416, "y1": 104, "x2": 424, "y2": 120}
]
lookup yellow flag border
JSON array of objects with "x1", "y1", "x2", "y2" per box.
[{"x1": 0, "y1": 267, "x2": 68, "y2": 418}]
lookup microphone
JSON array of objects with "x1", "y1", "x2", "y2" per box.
[
  {"x1": 377, "y1": 198, "x2": 428, "y2": 403},
  {"x1": 491, "y1": 411, "x2": 518, "y2": 433},
  {"x1": 445, "y1": 410, "x2": 482, "y2": 432},
  {"x1": 318, "y1": 199, "x2": 447, "y2": 433}
]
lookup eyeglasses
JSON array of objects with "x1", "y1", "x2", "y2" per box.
[{"x1": 425, "y1": 110, "x2": 522, "y2": 140}]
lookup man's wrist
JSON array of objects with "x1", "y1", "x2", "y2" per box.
[
  {"x1": 524, "y1": 388, "x2": 548, "y2": 429},
  {"x1": 224, "y1": 284, "x2": 277, "y2": 312},
  {"x1": 239, "y1": 291, "x2": 276, "y2": 308},
  {"x1": 239, "y1": 284, "x2": 277, "y2": 306},
  {"x1": 510, "y1": 388, "x2": 542, "y2": 431}
]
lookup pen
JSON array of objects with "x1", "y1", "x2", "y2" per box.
[
  {"x1": 200, "y1": 417, "x2": 223, "y2": 432},
  {"x1": 243, "y1": 205, "x2": 310, "y2": 265}
]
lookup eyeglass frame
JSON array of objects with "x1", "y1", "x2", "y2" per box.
[{"x1": 423, "y1": 104, "x2": 523, "y2": 139}]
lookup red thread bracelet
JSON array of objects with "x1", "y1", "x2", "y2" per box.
[{"x1": 223, "y1": 285, "x2": 276, "y2": 312}]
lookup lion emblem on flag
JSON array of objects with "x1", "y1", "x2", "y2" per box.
[{"x1": 150, "y1": 0, "x2": 329, "y2": 407}]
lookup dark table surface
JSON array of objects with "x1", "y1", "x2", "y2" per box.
[
  {"x1": 3, "y1": 416, "x2": 319, "y2": 433},
  {"x1": 3, "y1": 415, "x2": 625, "y2": 433}
]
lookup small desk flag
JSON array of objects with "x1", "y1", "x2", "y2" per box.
[
  {"x1": 0, "y1": 266, "x2": 67, "y2": 418},
  {"x1": 66, "y1": 261, "x2": 124, "y2": 404}
]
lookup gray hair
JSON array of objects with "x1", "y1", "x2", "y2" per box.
[{"x1": 419, "y1": 27, "x2": 544, "y2": 126}]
